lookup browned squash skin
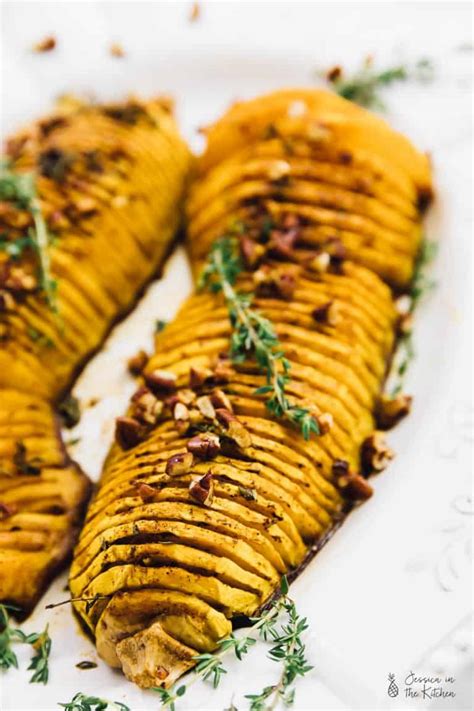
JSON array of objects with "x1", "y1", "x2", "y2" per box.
[
  {"x1": 70, "y1": 89, "x2": 432, "y2": 688},
  {"x1": 0, "y1": 97, "x2": 191, "y2": 614}
]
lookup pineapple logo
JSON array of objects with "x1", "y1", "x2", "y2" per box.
[{"x1": 387, "y1": 673, "x2": 399, "y2": 698}]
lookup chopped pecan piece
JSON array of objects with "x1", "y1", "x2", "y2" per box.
[
  {"x1": 312, "y1": 300, "x2": 340, "y2": 326},
  {"x1": 361, "y1": 432, "x2": 395, "y2": 475},
  {"x1": 187, "y1": 433, "x2": 221, "y2": 459},
  {"x1": 131, "y1": 388, "x2": 163, "y2": 425},
  {"x1": 173, "y1": 402, "x2": 190, "y2": 434},
  {"x1": 0, "y1": 290, "x2": 15, "y2": 311},
  {"x1": 144, "y1": 369, "x2": 177, "y2": 394},
  {"x1": 337, "y1": 472, "x2": 373, "y2": 501},
  {"x1": 253, "y1": 265, "x2": 297, "y2": 300},
  {"x1": 137, "y1": 483, "x2": 156, "y2": 501},
  {"x1": 166, "y1": 452, "x2": 194, "y2": 477},
  {"x1": 189, "y1": 472, "x2": 214, "y2": 506},
  {"x1": 267, "y1": 227, "x2": 299, "y2": 260},
  {"x1": 210, "y1": 389, "x2": 233, "y2": 412},
  {"x1": 127, "y1": 350, "x2": 149, "y2": 376},
  {"x1": 376, "y1": 394, "x2": 413, "y2": 429},
  {"x1": 0, "y1": 502, "x2": 17, "y2": 520},
  {"x1": 326, "y1": 65, "x2": 342, "y2": 83},
  {"x1": 317, "y1": 412, "x2": 333, "y2": 434},
  {"x1": 33, "y1": 35, "x2": 56, "y2": 53},
  {"x1": 215, "y1": 409, "x2": 252, "y2": 449},
  {"x1": 332, "y1": 459, "x2": 350, "y2": 478},
  {"x1": 196, "y1": 395, "x2": 216, "y2": 420},
  {"x1": 308, "y1": 251, "x2": 331, "y2": 274},
  {"x1": 110, "y1": 43, "x2": 125, "y2": 58},
  {"x1": 213, "y1": 357, "x2": 235, "y2": 383},
  {"x1": 115, "y1": 417, "x2": 145, "y2": 450},
  {"x1": 189, "y1": 365, "x2": 214, "y2": 389},
  {"x1": 240, "y1": 234, "x2": 265, "y2": 268}
]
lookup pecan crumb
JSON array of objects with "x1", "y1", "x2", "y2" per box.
[
  {"x1": 215, "y1": 409, "x2": 252, "y2": 449},
  {"x1": 137, "y1": 483, "x2": 156, "y2": 501},
  {"x1": 189, "y1": 1, "x2": 201, "y2": 22},
  {"x1": 189, "y1": 472, "x2": 214, "y2": 506},
  {"x1": 312, "y1": 300, "x2": 340, "y2": 326},
  {"x1": 187, "y1": 433, "x2": 221, "y2": 459},
  {"x1": 337, "y1": 472, "x2": 373, "y2": 501},
  {"x1": 166, "y1": 452, "x2": 194, "y2": 476},
  {"x1": 361, "y1": 432, "x2": 395, "y2": 475},
  {"x1": 189, "y1": 365, "x2": 213, "y2": 389},
  {"x1": 376, "y1": 394, "x2": 413, "y2": 429},
  {"x1": 144, "y1": 369, "x2": 177, "y2": 394},
  {"x1": 115, "y1": 417, "x2": 144, "y2": 450},
  {"x1": 33, "y1": 35, "x2": 56, "y2": 53},
  {"x1": 0, "y1": 502, "x2": 17, "y2": 520},
  {"x1": 127, "y1": 350, "x2": 149, "y2": 376},
  {"x1": 317, "y1": 412, "x2": 333, "y2": 434},
  {"x1": 110, "y1": 42, "x2": 125, "y2": 58}
]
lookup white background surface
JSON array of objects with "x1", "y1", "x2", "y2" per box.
[{"x1": 0, "y1": 2, "x2": 473, "y2": 710}]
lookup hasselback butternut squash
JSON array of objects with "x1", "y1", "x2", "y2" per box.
[
  {"x1": 70, "y1": 89, "x2": 432, "y2": 688},
  {"x1": 0, "y1": 97, "x2": 191, "y2": 613}
]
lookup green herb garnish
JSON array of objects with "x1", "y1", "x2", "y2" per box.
[
  {"x1": 0, "y1": 605, "x2": 51, "y2": 683},
  {"x1": 388, "y1": 237, "x2": 438, "y2": 396},
  {"x1": 199, "y1": 236, "x2": 319, "y2": 439},
  {"x1": 58, "y1": 693, "x2": 130, "y2": 711},
  {"x1": 0, "y1": 160, "x2": 59, "y2": 314},
  {"x1": 322, "y1": 56, "x2": 434, "y2": 110}
]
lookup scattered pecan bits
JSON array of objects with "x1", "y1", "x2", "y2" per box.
[
  {"x1": 210, "y1": 388, "x2": 233, "y2": 412},
  {"x1": 337, "y1": 471, "x2": 373, "y2": 501},
  {"x1": 58, "y1": 394, "x2": 81, "y2": 428},
  {"x1": 361, "y1": 432, "x2": 395, "y2": 475},
  {"x1": 115, "y1": 417, "x2": 144, "y2": 450},
  {"x1": 173, "y1": 402, "x2": 191, "y2": 434},
  {"x1": 131, "y1": 387, "x2": 163, "y2": 425},
  {"x1": 189, "y1": 472, "x2": 214, "y2": 506},
  {"x1": 215, "y1": 409, "x2": 252, "y2": 449},
  {"x1": 376, "y1": 393, "x2": 413, "y2": 429},
  {"x1": 137, "y1": 483, "x2": 156, "y2": 502},
  {"x1": 0, "y1": 502, "x2": 17, "y2": 520},
  {"x1": 156, "y1": 665, "x2": 169, "y2": 681},
  {"x1": 127, "y1": 349, "x2": 149, "y2": 376},
  {"x1": 13, "y1": 441, "x2": 42, "y2": 476},
  {"x1": 187, "y1": 433, "x2": 221, "y2": 460},
  {"x1": 144, "y1": 369, "x2": 177, "y2": 394},
  {"x1": 189, "y1": 1, "x2": 201, "y2": 22},
  {"x1": 189, "y1": 365, "x2": 213, "y2": 389},
  {"x1": 196, "y1": 395, "x2": 216, "y2": 420},
  {"x1": 38, "y1": 148, "x2": 74, "y2": 182},
  {"x1": 312, "y1": 300, "x2": 340, "y2": 326},
  {"x1": 332, "y1": 459, "x2": 373, "y2": 501},
  {"x1": 33, "y1": 35, "x2": 56, "y2": 53},
  {"x1": 317, "y1": 412, "x2": 333, "y2": 434},
  {"x1": 253, "y1": 264, "x2": 298, "y2": 300},
  {"x1": 166, "y1": 452, "x2": 194, "y2": 477},
  {"x1": 109, "y1": 42, "x2": 125, "y2": 58},
  {"x1": 240, "y1": 234, "x2": 264, "y2": 269},
  {"x1": 331, "y1": 459, "x2": 350, "y2": 478}
]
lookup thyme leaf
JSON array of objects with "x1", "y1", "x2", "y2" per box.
[
  {"x1": 58, "y1": 693, "x2": 130, "y2": 711},
  {"x1": 26, "y1": 624, "x2": 52, "y2": 684},
  {"x1": 0, "y1": 160, "x2": 59, "y2": 314},
  {"x1": 388, "y1": 237, "x2": 438, "y2": 396},
  {"x1": 199, "y1": 236, "x2": 319, "y2": 439},
  {"x1": 321, "y1": 56, "x2": 434, "y2": 110}
]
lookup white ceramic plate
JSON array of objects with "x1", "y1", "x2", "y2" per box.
[{"x1": 1, "y1": 2, "x2": 472, "y2": 710}]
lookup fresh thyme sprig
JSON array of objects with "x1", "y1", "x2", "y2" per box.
[
  {"x1": 153, "y1": 576, "x2": 313, "y2": 711},
  {"x1": 58, "y1": 693, "x2": 130, "y2": 711},
  {"x1": 26, "y1": 625, "x2": 52, "y2": 684},
  {"x1": 199, "y1": 236, "x2": 319, "y2": 440},
  {"x1": 320, "y1": 56, "x2": 434, "y2": 110},
  {"x1": 388, "y1": 237, "x2": 438, "y2": 396},
  {"x1": 0, "y1": 604, "x2": 51, "y2": 683},
  {"x1": 0, "y1": 159, "x2": 59, "y2": 314},
  {"x1": 0, "y1": 603, "x2": 23, "y2": 670}
]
